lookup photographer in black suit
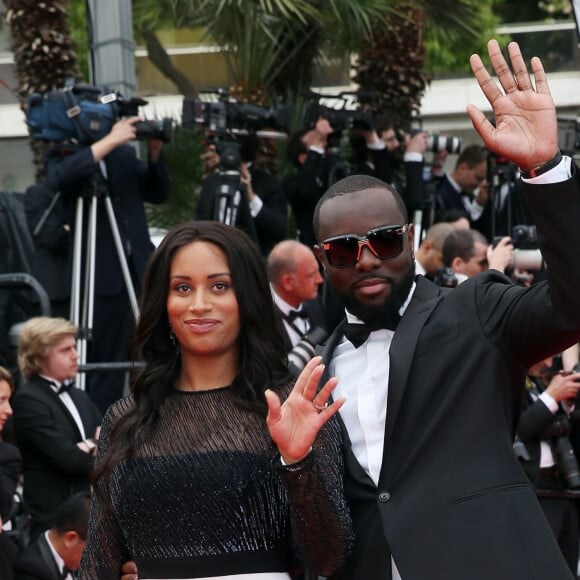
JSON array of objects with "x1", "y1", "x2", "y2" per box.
[
  {"x1": 517, "y1": 356, "x2": 580, "y2": 575},
  {"x1": 45, "y1": 117, "x2": 170, "y2": 413}
]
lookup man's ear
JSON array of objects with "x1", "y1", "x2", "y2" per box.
[
  {"x1": 451, "y1": 257, "x2": 465, "y2": 274},
  {"x1": 280, "y1": 272, "x2": 295, "y2": 292},
  {"x1": 62, "y1": 530, "x2": 82, "y2": 548}
]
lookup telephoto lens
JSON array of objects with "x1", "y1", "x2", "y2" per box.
[{"x1": 427, "y1": 134, "x2": 462, "y2": 155}]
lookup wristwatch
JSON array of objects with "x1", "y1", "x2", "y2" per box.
[{"x1": 520, "y1": 150, "x2": 562, "y2": 179}]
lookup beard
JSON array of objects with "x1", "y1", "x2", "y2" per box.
[{"x1": 342, "y1": 259, "x2": 416, "y2": 329}]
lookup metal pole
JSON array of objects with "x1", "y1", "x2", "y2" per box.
[{"x1": 85, "y1": 0, "x2": 137, "y2": 96}]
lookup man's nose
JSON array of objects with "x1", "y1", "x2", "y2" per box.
[{"x1": 355, "y1": 244, "x2": 382, "y2": 270}]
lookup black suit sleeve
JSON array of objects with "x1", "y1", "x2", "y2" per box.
[
  {"x1": 518, "y1": 396, "x2": 557, "y2": 443},
  {"x1": 12, "y1": 393, "x2": 95, "y2": 477}
]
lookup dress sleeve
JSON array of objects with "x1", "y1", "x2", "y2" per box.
[
  {"x1": 275, "y1": 415, "x2": 353, "y2": 577},
  {"x1": 78, "y1": 403, "x2": 131, "y2": 579}
]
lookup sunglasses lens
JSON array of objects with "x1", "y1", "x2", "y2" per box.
[
  {"x1": 369, "y1": 228, "x2": 404, "y2": 258},
  {"x1": 324, "y1": 237, "x2": 359, "y2": 267}
]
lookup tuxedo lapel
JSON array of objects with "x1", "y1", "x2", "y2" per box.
[
  {"x1": 36, "y1": 378, "x2": 84, "y2": 440},
  {"x1": 318, "y1": 322, "x2": 377, "y2": 490},
  {"x1": 381, "y1": 278, "x2": 444, "y2": 477},
  {"x1": 36, "y1": 534, "x2": 63, "y2": 580}
]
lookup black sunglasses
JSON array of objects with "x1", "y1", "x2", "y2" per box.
[{"x1": 319, "y1": 224, "x2": 409, "y2": 268}]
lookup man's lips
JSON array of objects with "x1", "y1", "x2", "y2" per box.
[{"x1": 353, "y1": 277, "x2": 390, "y2": 296}]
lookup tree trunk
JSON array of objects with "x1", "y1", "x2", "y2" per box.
[
  {"x1": 140, "y1": 28, "x2": 198, "y2": 98},
  {"x1": 5, "y1": 0, "x2": 82, "y2": 180}
]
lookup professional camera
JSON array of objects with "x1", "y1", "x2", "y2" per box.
[
  {"x1": 182, "y1": 89, "x2": 292, "y2": 137},
  {"x1": 432, "y1": 266, "x2": 458, "y2": 288},
  {"x1": 26, "y1": 82, "x2": 173, "y2": 144},
  {"x1": 493, "y1": 224, "x2": 543, "y2": 274},
  {"x1": 287, "y1": 326, "x2": 330, "y2": 379},
  {"x1": 410, "y1": 110, "x2": 462, "y2": 155},
  {"x1": 426, "y1": 134, "x2": 462, "y2": 155},
  {"x1": 302, "y1": 90, "x2": 377, "y2": 133},
  {"x1": 549, "y1": 412, "x2": 580, "y2": 490}
]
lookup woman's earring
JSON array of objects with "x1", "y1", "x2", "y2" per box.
[{"x1": 168, "y1": 320, "x2": 177, "y2": 347}]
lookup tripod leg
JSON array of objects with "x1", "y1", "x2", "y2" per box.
[
  {"x1": 69, "y1": 196, "x2": 90, "y2": 391},
  {"x1": 103, "y1": 196, "x2": 139, "y2": 321}
]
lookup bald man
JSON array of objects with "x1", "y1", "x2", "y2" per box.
[
  {"x1": 414, "y1": 222, "x2": 454, "y2": 278},
  {"x1": 267, "y1": 240, "x2": 327, "y2": 351}
]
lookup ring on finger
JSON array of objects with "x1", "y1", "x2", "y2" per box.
[{"x1": 312, "y1": 400, "x2": 328, "y2": 412}]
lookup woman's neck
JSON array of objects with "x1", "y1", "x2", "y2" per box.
[{"x1": 177, "y1": 351, "x2": 238, "y2": 392}]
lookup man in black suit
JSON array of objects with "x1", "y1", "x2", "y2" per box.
[
  {"x1": 312, "y1": 40, "x2": 580, "y2": 579},
  {"x1": 435, "y1": 143, "x2": 490, "y2": 234},
  {"x1": 267, "y1": 240, "x2": 326, "y2": 353},
  {"x1": 14, "y1": 491, "x2": 91, "y2": 580},
  {"x1": 12, "y1": 317, "x2": 101, "y2": 541},
  {"x1": 283, "y1": 117, "x2": 336, "y2": 249},
  {"x1": 45, "y1": 117, "x2": 170, "y2": 413}
]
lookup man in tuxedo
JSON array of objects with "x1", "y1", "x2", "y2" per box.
[
  {"x1": 12, "y1": 317, "x2": 101, "y2": 541},
  {"x1": 435, "y1": 143, "x2": 490, "y2": 232},
  {"x1": 442, "y1": 228, "x2": 514, "y2": 285},
  {"x1": 267, "y1": 240, "x2": 325, "y2": 353},
  {"x1": 14, "y1": 491, "x2": 91, "y2": 580},
  {"x1": 312, "y1": 40, "x2": 580, "y2": 579}
]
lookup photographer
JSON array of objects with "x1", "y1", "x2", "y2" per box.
[
  {"x1": 283, "y1": 117, "x2": 336, "y2": 248},
  {"x1": 44, "y1": 116, "x2": 170, "y2": 413},
  {"x1": 197, "y1": 134, "x2": 286, "y2": 257},
  {"x1": 378, "y1": 119, "x2": 428, "y2": 215},
  {"x1": 517, "y1": 356, "x2": 580, "y2": 575}
]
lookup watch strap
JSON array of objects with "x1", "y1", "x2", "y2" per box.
[{"x1": 520, "y1": 150, "x2": 562, "y2": 179}]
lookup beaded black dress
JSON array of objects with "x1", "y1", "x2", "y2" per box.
[{"x1": 79, "y1": 386, "x2": 352, "y2": 579}]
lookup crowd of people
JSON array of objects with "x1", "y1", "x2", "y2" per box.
[{"x1": 0, "y1": 38, "x2": 580, "y2": 580}]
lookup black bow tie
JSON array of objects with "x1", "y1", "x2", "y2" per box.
[
  {"x1": 287, "y1": 309, "x2": 309, "y2": 322},
  {"x1": 57, "y1": 381, "x2": 74, "y2": 395},
  {"x1": 61, "y1": 566, "x2": 72, "y2": 579},
  {"x1": 343, "y1": 318, "x2": 399, "y2": 348}
]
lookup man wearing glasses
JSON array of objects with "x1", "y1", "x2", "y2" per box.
[{"x1": 313, "y1": 40, "x2": 580, "y2": 580}]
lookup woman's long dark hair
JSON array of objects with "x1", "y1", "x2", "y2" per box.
[{"x1": 94, "y1": 221, "x2": 290, "y2": 484}]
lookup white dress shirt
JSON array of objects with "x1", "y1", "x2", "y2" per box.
[
  {"x1": 40, "y1": 374, "x2": 86, "y2": 440},
  {"x1": 270, "y1": 286, "x2": 309, "y2": 346},
  {"x1": 330, "y1": 282, "x2": 415, "y2": 580}
]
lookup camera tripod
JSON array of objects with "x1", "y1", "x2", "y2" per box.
[{"x1": 69, "y1": 172, "x2": 139, "y2": 391}]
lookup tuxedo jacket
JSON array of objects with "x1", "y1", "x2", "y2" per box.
[
  {"x1": 319, "y1": 174, "x2": 580, "y2": 579},
  {"x1": 12, "y1": 377, "x2": 102, "y2": 534},
  {"x1": 45, "y1": 144, "x2": 170, "y2": 297},
  {"x1": 14, "y1": 534, "x2": 64, "y2": 580}
]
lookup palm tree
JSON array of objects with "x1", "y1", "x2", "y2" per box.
[
  {"x1": 353, "y1": 1, "x2": 498, "y2": 131},
  {"x1": 5, "y1": 0, "x2": 82, "y2": 178}
]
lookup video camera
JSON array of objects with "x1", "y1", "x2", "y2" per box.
[
  {"x1": 302, "y1": 89, "x2": 377, "y2": 133},
  {"x1": 26, "y1": 82, "x2": 173, "y2": 144},
  {"x1": 182, "y1": 89, "x2": 292, "y2": 139}
]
